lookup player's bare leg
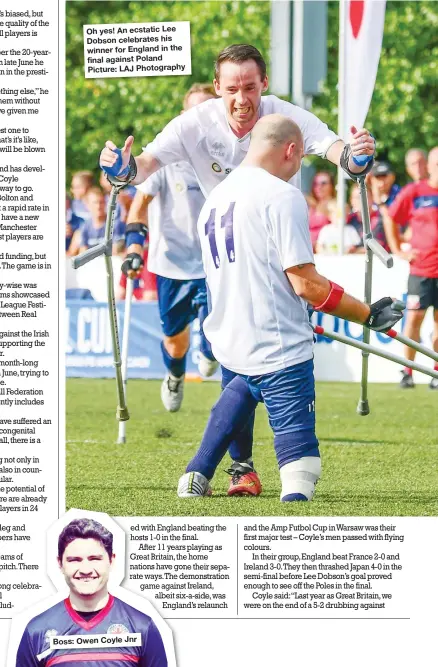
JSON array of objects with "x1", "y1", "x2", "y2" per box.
[
  {"x1": 161, "y1": 327, "x2": 190, "y2": 412},
  {"x1": 400, "y1": 309, "x2": 426, "y2": 388}
]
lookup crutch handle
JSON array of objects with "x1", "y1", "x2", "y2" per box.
[
  {"x1": 365, "y1": 237, "x2": 393, "y2": 268},
  {"x1": 72, "y1": 241, "x2": 112, "y2": 269}
]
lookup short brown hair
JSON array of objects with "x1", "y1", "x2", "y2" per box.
[
  {"x1": 183, "y1": 82, "x2": 217, "y2": 110},
  {"x1": 71, "y1": 170, "x2": 94, "y2": 188},
  {"x1": 214, "y1": 44, "x2": 267, "y2": 82}
]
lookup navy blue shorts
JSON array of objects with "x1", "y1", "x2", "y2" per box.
[
  {"x1": 157, "y1": 276, "x2": 208, "y2": 337},
  {"x1": 221, "y1": 358, "x2": 316, "y2": 437}
]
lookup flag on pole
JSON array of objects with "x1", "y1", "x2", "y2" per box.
[{"x1": 340, "y1": 0, "x2": 386, "y2": 140}]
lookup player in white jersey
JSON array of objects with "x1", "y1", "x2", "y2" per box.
[
  {"x1": 177, "y1": 115, "x2": 403, "y2": 501},
  {"x1": 123, "y1": 84, "x2": 218, "y2": 412},
  {"x1": 100, "y1": 44, "x2": 376, "y2": 493}
]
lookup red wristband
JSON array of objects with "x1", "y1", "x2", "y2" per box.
[{"x1": 314, "y1": 281, "x2": 344, "y2": 313}]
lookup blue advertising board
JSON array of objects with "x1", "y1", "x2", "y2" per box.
[{"x1": 66, "y1": 300, "x2": 214, "y2": 379}]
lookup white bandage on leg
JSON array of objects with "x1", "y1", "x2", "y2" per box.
[{"x1": 280, "y1": 457, "x2": 321, "y2": 501}]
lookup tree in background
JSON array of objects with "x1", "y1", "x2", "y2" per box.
[{"x1": 311, "y1": 0, "x2": 437, "y2": 182}]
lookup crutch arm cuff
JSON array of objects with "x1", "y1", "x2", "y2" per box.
[
  {"x1": 314, "y1": 281, "x2": 344, "y2": 313},
  {"x1": 340, "y1": 144, "x2": 374, "y2": 180}
]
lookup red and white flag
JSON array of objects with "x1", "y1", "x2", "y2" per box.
[{"x1": 339, "y1": 0, "x2": 386, "y2": 140}]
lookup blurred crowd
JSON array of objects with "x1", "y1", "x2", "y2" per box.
[
  {"x1": 66, "y1": 147, "x2": 429, "y2": 300},
  {"x1": 306, "y1": 147, "x2": 428, "y2": 255},
  {"x1": 66, "y1": 170, "x2": 158, "y2": 301}
]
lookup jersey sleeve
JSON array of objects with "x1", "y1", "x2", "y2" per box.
[
  {"x1": 16, "y1": 627, "x2": 39, "y2": 667},
  {"x1": 300, "y1": 108, "x2": 340, "y2": 157},
  {"x1": 140, "y1": 619, "x2": 168, "y2": 667},
  {"x1": 274, "y1": 99, "x2": 340, "y2": 158},
  {"x1": 388, "y1": 183, "x2": 415, "y2": 225},
  {"x1": 144, "y1": 114, "x2": 191, "y2": 167},
  {"x1": 268, "y1": 190, "x2": 314, "y2": 270},
  {"x1": 136, "y1": 170, "x2": 162, "y2": 197}
]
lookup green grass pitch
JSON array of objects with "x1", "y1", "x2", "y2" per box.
[{"x1": 66, "y1": 379, "x2": 438, "y2": 517}]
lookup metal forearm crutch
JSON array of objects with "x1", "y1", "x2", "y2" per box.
[
  {"x1": 117, "y1": 277, "x2": 134, "y2": 444},
  {"x1": 356, "y1": 175, "x2": 393, "y2": 416},
  {"x1": 72, "y1": 182, "x2": 130, "y2": 424},
  {"x1": 313, "y1": 325, "x2": 438, "y2": 381}
]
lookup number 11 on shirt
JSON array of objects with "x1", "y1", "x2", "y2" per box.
[{"x1": 205, "y1": 202, "x2": 236, "y2": 267}]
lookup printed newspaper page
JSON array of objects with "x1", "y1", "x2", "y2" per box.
[{"x1": 0, "y1": 1, "x2": 437, "y2": 666}]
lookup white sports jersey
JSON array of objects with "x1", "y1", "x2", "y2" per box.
[
  {"x1": 199, "y1": 167, "x2": 315, "y2": 375},
  {"x1": 317, "y1": 223, "x2": 361, "y2": 254},
  {"x1": 137, "y1": 162, "x2": 205, "y2": 280},
  {"x1": 145, "y1": 95, "x2": 340, "y2": 197}
]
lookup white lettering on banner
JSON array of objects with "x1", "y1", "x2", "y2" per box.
[{"x1": 76, "y1": 308, "x2": 112, "y2": 354}]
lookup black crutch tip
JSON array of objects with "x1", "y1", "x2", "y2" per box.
[
  {"x1": 356, "y1": 399, "x2": 370, "y2": 416},
  {"x1": 116, "y1": 406, "x2": 130, "y2": 421}
]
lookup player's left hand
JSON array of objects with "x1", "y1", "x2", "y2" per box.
[
  {"x1": 350, "y1": 126, "x2": 375, "y2": 159},
  {"x1": 364, "y1": 297, "x2": 405, "y2": 332},
  {"x1": 121, "y1": 252, "x2": 143, "y2": 279}
]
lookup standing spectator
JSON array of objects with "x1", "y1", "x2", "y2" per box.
[
  {"x1": 70, "y1": 170, "x2": 94, "y2": 223},
  {"x1": 368, "y1": 160, "x2": 402, "y2": 250},
  {"x1": 369, "y1": 160, "x2": 401, "y2": 207},
  {"x1": 383, "y1": 146, "x2": 438, "y2": 389},
  {"x1": 405, "y1": 148, "x2": 428, "y2": 183},
  {"x1": 70, "y1": 187, "x2": 125, "y2": 255},
  {"x1": 346, "y1": 183, "x2": 388, "y2": 251},
  {"x1": 306, "y1": 171, "x2": 337, "y2": 250}
]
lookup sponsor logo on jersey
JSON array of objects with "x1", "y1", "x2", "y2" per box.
[
  {"x1": 107, "y1": 623, "x2": 130, "y2": 634},
  {"x1": 211, "y1": 162, "x2": 222, "y2": 173},
  {"x1": 210, "y1": 141, "x2": 226, "y2": 157}
]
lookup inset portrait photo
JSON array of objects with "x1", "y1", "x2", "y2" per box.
[{"x1": 7, "y1": 509, "x2": 175, "y2": 667}]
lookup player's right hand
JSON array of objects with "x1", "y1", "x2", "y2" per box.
[
  {"x1": 121, "y1": 252, "x2": 143, "y2": 279},
  {"x1": 364, "y1": 297, "x2": 405, "y2": 332},
  {"x1": 100, "y1": 136, "x2": 134, "y2": 177}
]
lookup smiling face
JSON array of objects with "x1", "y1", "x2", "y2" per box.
[
  {"x1": 59, "y1": 538, "x2": 113, "y2": 599},
  {"x1": 214, "y1": 59, "x2": 268, "y2": 136}
]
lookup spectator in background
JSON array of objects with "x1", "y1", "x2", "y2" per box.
[
  {"x1": 369, "y1": 160, "x2": 401, "y2": 207},
  {"x1": 99, "y1": 170, "x2": 135, "y2": 224},
  {"x1": 69, "y1": 187, "x2": 125, "y2": 255},
  {"x1": 65, "y1": 194, "x2": 83, "y2": 255},
  {"x1": 383, "y1": 146, "x2": 438, "y2": 389},
  {"x1": 316, "y1": 197, "x2": 361, "y2": 255},
  {"x1": 367, "y1": 161, "x2": 402, "y2": 251},
  {"x1": 346, "y1": 182, "x2": 389, "y2": 252},
  {"x1": 70, "y1": 170, "x2": 94, "y2": 223},
  {"x1": 405, "y1": 148, "x2": 428, "y2": 183},
  {"x1": 306, "y1": 171, "x2": 338, "y2": 250}
]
